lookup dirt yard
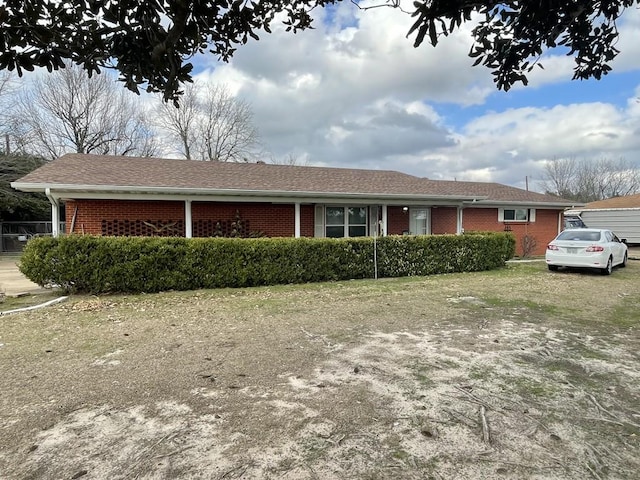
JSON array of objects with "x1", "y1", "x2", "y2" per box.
[{"x1": 1, "y1": 261, "x2": 639, "y2": 479}]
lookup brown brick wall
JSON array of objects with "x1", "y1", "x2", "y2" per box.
[
  {"x1": 192, "y1": 202, "x2": 315, "y2": 237},
  {"x1": 431, "y1": 207, "x2": 458, "y2": 234},
  {"x1": 387, "y1": 206, "x2": 409, "y2": 235},
  {"x1": 63, "y1": 199, "x2": 561, "y2": 255},
  {"x1": 65, "y1": 199, "x2": 315, "y2": 238},
  {"x1": 463, "y1": 207, "x2": 562, "y2": 256},
  {"x1": 300, "y1": 205, "x2": 314, "y2": 237},
  {"x1": 65, "y1": 199, "x2": 185, "y2": 235}
]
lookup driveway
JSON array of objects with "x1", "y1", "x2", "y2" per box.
[{"x1": 0, "y1": 255, "x2": 44, "y2": 296}]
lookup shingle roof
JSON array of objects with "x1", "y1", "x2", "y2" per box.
[
  {"x1": 15, "y1": 154, "x2": 428, "y2": 195},
  {"x1": 585, "y1": 194, "x2": 640, "y2": 209},
  {"x1": 419, "y1": 178, "x2": 569, "y2": 204},
  {"x1": 13, "y1": 153, "x2": 572, "y2": 206}
]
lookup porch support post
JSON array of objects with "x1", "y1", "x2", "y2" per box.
[
  {"x1": 381, "y1": 205, "x2": 388, "y2": 236},
  {"x1": 45, "y1": 188, "x2": 60, "y2": 237},
  {"x1": 294, "y1": 202, "x2": 301, "y2": 238},
  {"x1": 185, "y1": 200, "x2": 192, "y2": 238},
  {"x1": 456, "y1": 206, "x2": 463, "y2": 235}
]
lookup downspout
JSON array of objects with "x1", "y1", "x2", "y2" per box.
[
  {"x1": 45, "y1": 188, "x2": 61, "y2": 237},
  {"x1": 458, "y1": 198, "x2": 478, "y2": 235},
  {"x1": 558, "y1": 211, "x2": 563, "y2": 233}
]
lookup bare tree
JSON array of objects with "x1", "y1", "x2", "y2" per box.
[
  {"x1": 541, "y1": 157, "x2": 640, "y2": 202},
  {"x1": 154, "y1": 84, "x2": 200, "y2": 160},
  {"x1": 155, "y1": 82, "x2": 260, "y2": 162},
  {"x1": 267, "y1": 152, "x2": 309, "y2": 166},
  {"x1": 540, "y1": 157, "x2": 577, "y2": 199},
  {"x1": 0, "y1": 72, "x2": 18, "y2": 153},
  {"x1": 10, "y1": 63, "x2": 158, "y2": 159}
]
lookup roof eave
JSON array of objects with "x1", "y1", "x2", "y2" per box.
[
  {"x1": 10, "y1": 182, "x2": 486, "y2": 202},
  {"x1": 468, "y1": 199, "x2": 579, "y2": 208},
  {"x1": 572, "y1": 207, "x2": 640, "y2": 212}
]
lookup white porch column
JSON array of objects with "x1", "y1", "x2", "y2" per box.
[
  {"x1": 45, "y1": 188, "x2": 60, "y2": 237},
  {"x1": 294, "y1": 202, "x2": 301, "y2": 238},
  {"x1": 185, "y1": 200, "x2": 192, "y2": 238},
  {"x1": 456, "y1": 206, "x2": 463, "y2": 235},
  {"x1": 381, "y1": 205, "x2": 388, "y2": 236}
]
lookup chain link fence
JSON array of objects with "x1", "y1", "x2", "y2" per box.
[{"x1": 1, "y1": 222, "x2": 65, "y2": 253}]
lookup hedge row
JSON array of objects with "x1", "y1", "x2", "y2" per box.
[{"x1": 19, "y1": 233, "x2": 515, "y2": 294}]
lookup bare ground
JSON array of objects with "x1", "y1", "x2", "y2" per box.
[{"x1": 1, "y1": 261, "x2": 639, "y2": 479}]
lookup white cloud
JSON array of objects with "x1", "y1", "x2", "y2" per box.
[
  {"x1": 185, "y1": 3, "x2": 640, "y2": 190},
  {"x1": 613, "y1": 7, "x2": 640, "y2": 71},
  {"x1": 425, "y1": 98, "x2": 640, "y2": 190}
]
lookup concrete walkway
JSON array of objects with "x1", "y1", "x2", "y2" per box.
[{"x1": 0, "y1": 255, "x2": 45, "y2": 296}]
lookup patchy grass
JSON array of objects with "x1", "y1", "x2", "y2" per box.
[
  {"x1": 1, "y1": 261, "x2": 639, "y2": 479},
  {"x1": 609, "y1": 295, "x2": 640, "y2": 328}
]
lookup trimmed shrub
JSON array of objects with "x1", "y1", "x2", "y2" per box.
[{"x1": 20, "y1": 232, "x2": 515, "y2": 294}]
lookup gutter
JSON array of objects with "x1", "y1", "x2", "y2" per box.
[
  {"x1": 567, "y1": 207, "x2": 640, "y2": 213},
  {"x1": 463, "y1": 199, "x2": 578, "y2": 208},
  {"x1": 12, "y1": 182, "x2": 488, "y2": 203}
]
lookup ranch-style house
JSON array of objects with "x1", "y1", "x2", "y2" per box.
[{"x1": 12, "y1": 154, "x2": 578, "y2": 256}]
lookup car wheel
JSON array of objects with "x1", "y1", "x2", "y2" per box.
[
  {"x1": 620, "y1": 253, "x2": 628, "y2": 268},
  {"x1": 548, "y1": 265, "x2": 559, "y2": 271},
  {"x1": 601, "y1": 256, "x2": 613, "y2": 275}
]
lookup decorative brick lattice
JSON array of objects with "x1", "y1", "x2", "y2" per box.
[
  {"x1": 193, "y1": 219, "x2": 250, "y2": 238},
  {"x1": 101, "y1": 219, "x2": 185, "y2": 237}
]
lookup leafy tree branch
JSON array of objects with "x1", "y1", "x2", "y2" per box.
[{"x1": 1, "y1": 1, "x2": 636, "y2": 102}]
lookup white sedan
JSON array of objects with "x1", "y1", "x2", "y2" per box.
[{"x1": 545, "y1": 228, "x2": 628, "y2": 275}]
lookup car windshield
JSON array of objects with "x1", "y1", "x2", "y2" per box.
[{"x1": 556, "y1": 231, "x2": 602, "y2": 242}]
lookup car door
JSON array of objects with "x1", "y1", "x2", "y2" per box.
[
  {"x1": 605, "y1": 231, "x2": 620, "y2": 264},
  {"x1": 611, "y1": 233, "x2": 625, "y2": 263}
]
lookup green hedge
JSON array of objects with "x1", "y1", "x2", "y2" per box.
[{"x1": 19, "y1": 232, "x2": 515, "y2": 294}]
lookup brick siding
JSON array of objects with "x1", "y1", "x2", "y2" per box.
[
  {"x1": 192, "y1": 202, "x2": 314, "y2": 237},
  {"x1": 65, "y1": 199, "x2": 185, "y2": 235},
  {"x1": 431, "y1": 207, "x2": 458, "y2": 234},
  {"x1": 387, "y1": 206, "x2": 409, "y2": 235},
  {"x1": 65, "y1": 199, "x2": 314, "y2": 238},
  {"x1": 462, "y1": 207, "x2": 561, "y2": 256},
  {"x1": 63, "y1": 199, "x2": 561, "y2": 255}
]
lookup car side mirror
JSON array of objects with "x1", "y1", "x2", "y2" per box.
[{"x1": 621, "y1": 238, "x2": 627, "y2": 244}]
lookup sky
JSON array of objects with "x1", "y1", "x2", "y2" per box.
[{"x1": 179, "y1": 1, "x2": 640, "y2": 193}]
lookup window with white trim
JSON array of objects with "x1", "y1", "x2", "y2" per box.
[
  {"x1": 347, "y1": 207, "x2": 368, "y2": 237},
  {"x1": 325, "y1": 206, "x2": 345, "y2": 238},
  {"x1": 498, "y1": 208, "x2": 536, "y2": 222},
  {"x1": 315, "y1": 206, "x2": 369, "y2": 238}
]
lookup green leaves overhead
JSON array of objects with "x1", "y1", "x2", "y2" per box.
[
  {"x1": 0, "y1": 0, "x2": 636, "y2": 100},
  {"x1": 0, "y1": 0, "x2": 339, "y2": 103},
  {"x1": 409, "y1": 0, "x2": 637, "y2": 90}
]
